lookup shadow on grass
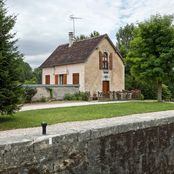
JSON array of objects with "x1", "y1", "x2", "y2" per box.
[{"x1": 0, "y1": 116, "x2": 16, "y2": 123}]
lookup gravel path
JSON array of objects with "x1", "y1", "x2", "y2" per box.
[{"x1": 20, "y1": 100, "x2": 128, "y2": 111}]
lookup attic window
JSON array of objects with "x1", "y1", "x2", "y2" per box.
[{"x1": 102, "y1": 52, "x2": 108, "y2": 70}]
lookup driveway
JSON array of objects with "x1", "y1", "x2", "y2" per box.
[{"x1": 20, "y1": 100, "x2": 128, "y2": 111}]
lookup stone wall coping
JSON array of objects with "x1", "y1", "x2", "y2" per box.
[
  {"x1": 0, "y1": 110, "x2": 174, "y2": 146},
  {"x1": 22, "y1": 84, "x2": 80, "y2": 88}
]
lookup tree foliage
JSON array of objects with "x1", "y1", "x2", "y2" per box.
[
  {"x1": 116, "y1": 24, "x2": 135, "y2": 58},
  {"x1": 89, "y1": 31, "x2": 100, "y2": 38},
  {"x1": 116, "y1": 23, "x2": 142, "y2": 93},
  {"x1": 127, "y1": 15, "x2": 174, "y2": 101},
  {"x1": 16, "y1": 58, "x2": 33, "y2": 83},
  {"x1": 24, "y1": 67, "x2": 42, "y2": 84},
  {"x1": 0, "y1": 0, "x2": 23, "y2": 115},
  {"x1": 75, "y1": 30, "x2": 100, "y2": 41},
  {"x1": 32, "y1": 67, "x2": 42, "y2": 84}
]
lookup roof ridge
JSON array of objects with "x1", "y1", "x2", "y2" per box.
[
  {"x1": 56, "y1": 34, "x2": 107, "y2": 47},
  {"x1": 57, "y1": 43, "x2": 69, "y2": 47}
]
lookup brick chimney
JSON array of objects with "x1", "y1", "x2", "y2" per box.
[{"x1": 69, "y1": 32, "x2": 74, "y2": 47}]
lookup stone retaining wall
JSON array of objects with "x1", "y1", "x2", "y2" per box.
[
  {"x1": 0, "y1": 111, "x2": 174, "y2": 173},
  {"x1": 24, "y1": 84, "x2": 79, "y2": 101}
]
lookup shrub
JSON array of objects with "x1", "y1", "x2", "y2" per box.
[
  {"x1": 24, "y1": 87, "x2": 37, "y2": 103},
  {"x1": 64, "y1": 93, "x2": 73, "y2": 100},
  {"x1": 64, "y1": 92, "x2": 89, "y2": 101},
  {"x1": 40, "y1": 97, "x2": 47, "y2": 102},
  {"x1": 162, "y1": 84, "x2": 172, "y2": 101},
  {"x1": 81, "y1": 92, "x2": 89, "y2": 101},
  {"x1": 140, "y1": 94, "x2": 144, "y2": 100}
]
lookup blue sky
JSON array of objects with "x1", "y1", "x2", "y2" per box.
[{"x1": 7, "y1": 0, "x2": 174, "y2": 68}]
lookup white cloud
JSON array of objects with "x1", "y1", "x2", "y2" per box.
[{"x1": 6, "y1": 0, "x2": 174, "y2": 68}]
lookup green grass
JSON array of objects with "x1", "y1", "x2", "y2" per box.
[{"x1": 0, "y1": 102, "x2": 174, "y2": 131}]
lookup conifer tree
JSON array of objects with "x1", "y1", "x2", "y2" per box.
[{"x1": 0, "y1": 0, "x2": 23, "y2": 115}]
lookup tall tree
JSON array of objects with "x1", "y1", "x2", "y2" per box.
[
  {"x1": 16, "y1": 58, "x2": 33, "y2": 83},
  {"x1": 116, "y1": 24, "x2": 135, "y2": 58},
  {"x1": 32, "y1": 67, "x2": 42, "y2": 84},
  {"x1": 0, "y1": 0, "x2": 23, "y2": 115},
  {"x1": 127, "y1": 15, "x2": 174, "y2": 101},
  {"x1": 116, "y1": 23, "x2": 138, "y2": 91}
]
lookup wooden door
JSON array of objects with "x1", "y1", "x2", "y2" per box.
[
  {"x1": 55, "y1": 74, "x2": 58, "y2": 84},
  {"x1": 102, "y1": 81, "x2": 110, "y2": 93},
  {"x1": 45, "y1": 75, "x2": 50, "y2": 84},
  {"x1": 73, "y1": 73, "x2": 79, "y2": 84}
]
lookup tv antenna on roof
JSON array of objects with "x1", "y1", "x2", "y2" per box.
[{"x1": 69, "y1": 14, "x2": 82, "y2": 37}]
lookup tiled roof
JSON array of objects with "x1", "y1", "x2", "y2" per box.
[{"x1": 40, "y1": 34, "x2": 123, "y2": 68}]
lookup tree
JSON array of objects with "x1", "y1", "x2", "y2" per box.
[
  {"x1": 116, "y1": 24, "x2": 135, "y2": 58},
  {"x1": 116, "y1": 23, "x2": 140, "y2": 91},
  {"x1": 0, "y1": 0, "x2": 23, "y2": 115},
  {"x1": 16, "y1": 58, "x2": 33, "y2": 83},
  {"x1": 127, "y1": 15, "x2": 174, "y2": 101},
  {"x1": 75, "y1": 34, "x2": 88, "y2": 41},
  {"x1": 90, "y1": 30, "x2": 100, "y2": 38},
  {"x1": 75, "y1": 31, "x2": 100, "y2": 41},
  {"x1": 33, "y1": 67, "x2": 42, "y2": 84}
]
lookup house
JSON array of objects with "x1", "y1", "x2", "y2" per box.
[{"x1": 40, "y1": 32, "x2": 125, "y2": 96}]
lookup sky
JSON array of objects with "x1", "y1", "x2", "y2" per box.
[{"x1": 6, "y1": 0, "x2": 174, "y2": 68}]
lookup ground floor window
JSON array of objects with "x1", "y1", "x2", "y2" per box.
[
  {"x1": 59, "y1": 74, "x2": 67, "y2": 84},
  {"x1": 73, "y1": 73, "x2": 79, "y2": 84},
  {"x1": 45, "y1": 75, "x2": 50, "y2": 84}
]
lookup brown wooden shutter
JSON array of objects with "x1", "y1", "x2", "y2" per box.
[
  {"x1": 45, "y1": 75, "x2": 50, "y2": 84},
  {"x1": 109, "y1": 53, "x2": 113, "y2": 70},
  {"x1": 99, "y1": 51, "x2": 103, "y2": 70},
  {"x1": 55, "y1": 74, "x2": 58, "y2": 84},
  {"x1": 63, "y1": 74, "x2": 67, "y2": 84},
  {"x1": 73, "y1": 73, "x2": 79, "y2": 84}
]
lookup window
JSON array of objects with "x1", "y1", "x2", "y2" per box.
[
  {"x1": 99, "y1": 51, "x2": 112, "y2": 70},
  {"x1": 59, "y1": 74, "x2": 67, "y2": 84},
  {"x1": 102, "y1": 52, "x2": 108, "y2": 70},
  {"x1": 45, "y1": 75, "x2": 50, "y2": 84},
  {"x1": 73, "y1": 73, "x2": 79, "y2": 84}
]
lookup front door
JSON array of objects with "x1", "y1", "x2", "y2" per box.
[{"x1": 102, "y1": 81, "x2": 110, "y2": 94}]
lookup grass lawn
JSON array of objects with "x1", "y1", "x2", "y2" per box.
[{"x1": 0, "y1": 102, "x2": 174, "y2": 131}]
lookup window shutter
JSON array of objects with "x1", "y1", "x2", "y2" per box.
[
  {"x1": 109, "y1": 53, "x2": 113, "y2": 70},
  {"x1": 63, "y1": 74, "x2": 67, "y2": 84},
  {"x1": 99, "y1": 51, "x2": 102, "y2": 70},
  {"x1": 55, "y1": 74, "x2": 58, "y2": 84},
  {"x1": 73, "y1": 73, "x2": 79, "y2": 84},
  {"x1": 45, "y1": 75, "x2": 50, "y2": 84}
]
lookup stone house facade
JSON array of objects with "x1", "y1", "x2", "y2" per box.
[{"x1": 40, "y1": 33, "x2": 125, "y2": 96}]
